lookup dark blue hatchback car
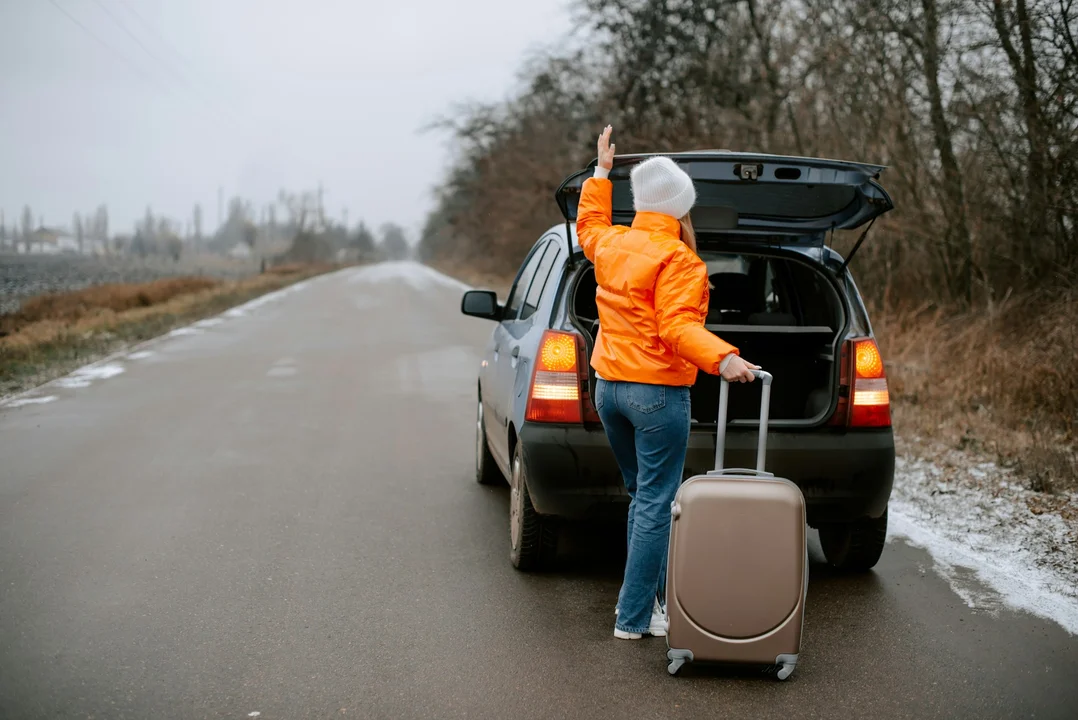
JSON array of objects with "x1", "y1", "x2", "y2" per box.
[{"x1": 461, "y1": 151, "x2": 896, "y2": 572}]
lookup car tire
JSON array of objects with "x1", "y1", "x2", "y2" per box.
[
  {"x1": 818, "y1": 506, "x2": 888, "y2": 572},
  {"x1": 508, "y1": 443, "x2": 557, "y2": 571},
  {"x1": 476, "y1": 396, "x2": 504, "y2": 486}
]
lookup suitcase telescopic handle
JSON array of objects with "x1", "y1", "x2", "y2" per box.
[{"x1": 715, "y1": 369, "x2": 773, "y2": 474}]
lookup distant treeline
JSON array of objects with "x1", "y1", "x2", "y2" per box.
[
  {"x1": 0, "y1": 188, "x2": 411, "y2": 266},
  {"x1": 418, "y1": 0, "x2": 1077, "y2": 309}
]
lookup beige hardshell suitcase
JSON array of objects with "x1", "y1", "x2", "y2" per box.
[{"x1": 665, "y1": 370, "x2": 808, "y2": 679}]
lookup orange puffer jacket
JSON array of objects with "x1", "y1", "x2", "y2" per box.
[{"x1": 577, "y1": 176, "x2": 738, "y2": 387}]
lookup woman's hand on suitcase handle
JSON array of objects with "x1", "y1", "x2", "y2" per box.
[{"x1": 721, "y1": 355, "x2": 760, "y2": 383}]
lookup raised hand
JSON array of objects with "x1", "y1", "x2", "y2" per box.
[{"x1": 597, "y1": 125, "x2": 615, "y2": 170}]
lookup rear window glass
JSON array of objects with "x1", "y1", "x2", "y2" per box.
[
  {"x1": 505, "y1": 244, "x2": 546, "y2": 319},
  {"x1": 701, "y1": 252, "x2": 840, "y2": 329},
  {"x1": 521, "y1": 241, "x2": 559, "y2": 320}
]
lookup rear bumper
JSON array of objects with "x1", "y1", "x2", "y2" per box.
[{"x1": 518, "y1": 422, "x2": 894, "y2": 526}]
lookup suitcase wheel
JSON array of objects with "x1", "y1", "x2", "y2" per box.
[
  {"x1": 773, "y1": 654, "x2": 798, "y2": 681},
  {"x1": 666, "y1": 649, "x2": 693, "y2": 677}
]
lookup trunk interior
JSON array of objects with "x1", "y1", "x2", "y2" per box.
[{"x1": 572, "y1": 249, "x2": 846, "y2": 426}]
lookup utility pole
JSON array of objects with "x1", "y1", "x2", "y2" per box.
[
  {"x1": 317, "y1": 182, "x2": 325, "y2": 230},
  {"x1": 217, "y1": 186, "x2": 224, "y2": 232}
]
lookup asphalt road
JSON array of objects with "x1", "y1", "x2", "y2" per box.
[{"x1": 2, "y1": 263, "x2": 1076, "y2": 720}]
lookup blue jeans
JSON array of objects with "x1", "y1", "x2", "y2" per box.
[{"x1": 595, "y1": 378, "x2": 690, "y2": 634}]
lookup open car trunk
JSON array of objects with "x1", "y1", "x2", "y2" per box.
[{"x1": 571, "y1": 249, "x2": 847, "y2": 426}]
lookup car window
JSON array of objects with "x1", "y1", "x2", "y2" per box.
[
  {"x1": 703, "y1": 254, "x2": 749, "y2": 276},
  {"x1": 504, "y1": 244, "x2": 546, "y2": 320},
  {"x1": 520, "y1": 241, "x2": 559, "y2": 321},
  {"x1": 787, "y1": 261, "x2": 836, "y2": 327},
  {"x1": 701, "y1": 252, "x2": 798, "y2": 324}
]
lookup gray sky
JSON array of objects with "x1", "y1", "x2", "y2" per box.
[{"x1": 0, "y1": 0, "x2": 573, "y2": 238}]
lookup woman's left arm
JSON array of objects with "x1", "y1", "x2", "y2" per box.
[{"x1": 575, "y1": 125, "x2": 617, "y2": 262}]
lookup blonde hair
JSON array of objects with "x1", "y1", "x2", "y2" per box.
[{"x1": 679, "y1": 213, "x2": 697, "y2": 253}]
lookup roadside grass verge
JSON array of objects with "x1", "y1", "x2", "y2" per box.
[
  {"x1": 432, "y1": 261, "x2": 1077, "y2": 494},
  {"x1": 0, "y1": 264, "x2": 339, "y2": 398},
  {"x1": 877, "y1": 291, "x2": 1077, "y2": 495}
]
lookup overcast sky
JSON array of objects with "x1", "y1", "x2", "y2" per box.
[{"x1": 0, "y1": 0, "x2": 574, "y2": 238}]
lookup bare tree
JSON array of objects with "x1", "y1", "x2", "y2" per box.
[
  {"x1": 379, "y1": 223, "x2": 410, "y2": 261},
  {"x1": 193, "y1": 204, "x2": 203, "y2": 251},
  {"x1": 20, "y1": 206, "x2": 33, "y2": 253},
  {"x1": 278, "y1": 190, "x2": 317, "y2": 234},
  {"x1": 421, "y1": 0, "x2": 1076, "y2": 307},
  {"x1": 92, "y1": 205, "x2": 109, "y2": 251},
  {"x1": 353, "y1": 221, "x2": 377, "y2": 260},
  {"x1": 73, "y1": 213, "x2": 84, "y2": 254}
]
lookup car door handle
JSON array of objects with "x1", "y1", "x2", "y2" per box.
[{"x1": 510, "y1": 347, "x2": 520, "y2": 358}]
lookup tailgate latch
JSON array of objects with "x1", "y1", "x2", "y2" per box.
[{"x1": 734, "y1": 163, "x2": 762, "y2": 181}]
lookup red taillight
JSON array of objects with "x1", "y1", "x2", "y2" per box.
[
  {"x1": 526, "y1": 330, "x2": 585, "y2": 424},
  {"x1": 855, "y1": 339, "x2": 884, "y2": 379},
  {"x1": 849, "y1": 338, "x2": 891, "y2": 427}
]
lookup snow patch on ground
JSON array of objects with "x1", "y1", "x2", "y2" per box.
[
  {"x1": 889, "y1": 452, "x2": 1078, "y2": 635},
  {"x1": 54, "y1": 363, "x2": 125, "y2": 389},
  {"x1": 126, "y1": 350, "x2": 155, "y2": 360},
  {"x1": 346, "y1": 262, "x2": 471, "y2": 293},
  {"x1": 1, "y1": 395, "x2": 58, "y2": 408},
  {"x1": 167, "y1": 327, "x2": 202, "y2": 337}
]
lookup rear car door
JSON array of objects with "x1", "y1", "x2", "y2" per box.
[
  {"x1": 488, "y1": 242, "x2": 547, "y2": 467},
  {"x1": 492, "y1": 238, "x2": 562, "y2": 462}
]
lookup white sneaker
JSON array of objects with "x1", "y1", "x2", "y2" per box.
[
  {"x1": 613, "y1": 628, "x2": 643, "y2": 640},
  {"x1": 614, "y1": 598, "x2": 667, "y2": 637},
  {"x1": 649, "y1": 598, "x2": 668, "y2": 637}
]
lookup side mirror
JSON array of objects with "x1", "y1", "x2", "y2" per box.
[{"x1": 461, "y1": 290, "x2": 502, "y2": 321}]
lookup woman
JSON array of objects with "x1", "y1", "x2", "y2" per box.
[{"x1": 577, "y1": 126, "x2": 758, "y2": 640}]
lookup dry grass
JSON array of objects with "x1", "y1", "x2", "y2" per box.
[
  {"x1": 0, "y1": 277, "x2": 221, "y2": 334},
  {"x1": 876, "y1": 291, "x2": 1078, "y2": 493},
  {"x1": 265, "y1": 262, "x2": 336, "y2": 276},
  {"x1": 0, "y1": 265, "x2": 334, "y2": 397}
]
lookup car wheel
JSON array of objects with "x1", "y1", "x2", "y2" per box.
[
  {"x1": 508, "y1": 443, "x2": 557, "y2": 570},
  {"x1": 818, "y1": 506, "x2": 888, "y2": 572},
  {"x1": 475, "y1": 397, "x2": 504, "y2": 486}
]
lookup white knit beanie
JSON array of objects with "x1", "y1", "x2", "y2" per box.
[{"x1": 629, "y1": 156, "x2": 696, "y2": 219}]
